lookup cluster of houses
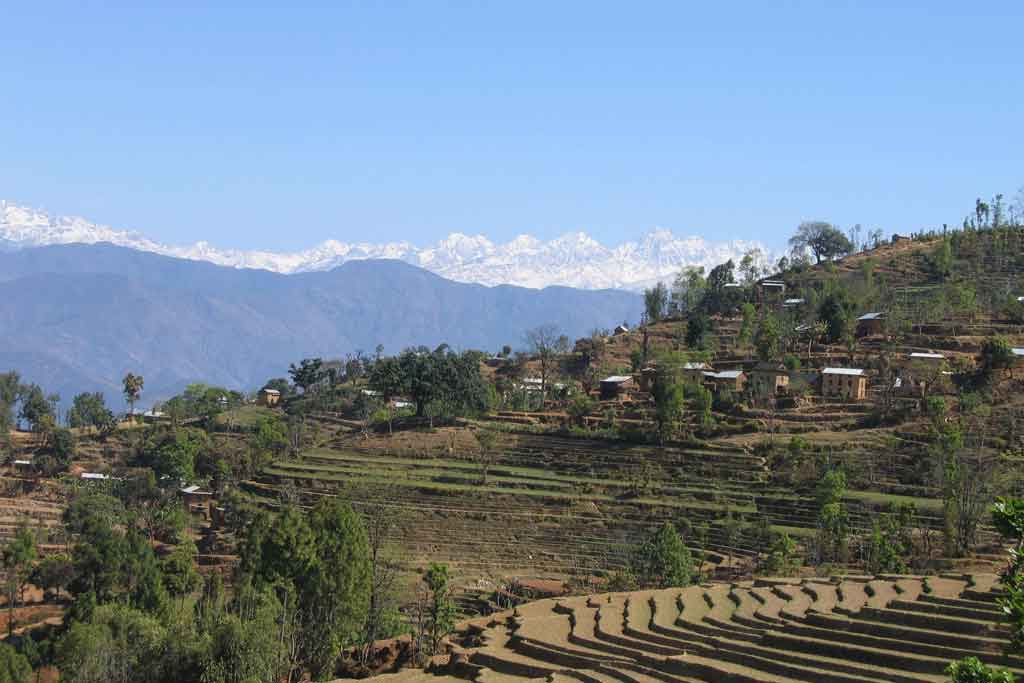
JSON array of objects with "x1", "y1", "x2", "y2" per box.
[
  {"x1": 597, "y1": 361, "x2": 870, "y2": 402},
  {"x1": 595, "y1": 348, "x2": 966, "y2": 405}
]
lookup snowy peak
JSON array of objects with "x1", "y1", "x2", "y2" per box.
[{"x1": 0, "y1": 200, "x2": 771, "y2": 291}]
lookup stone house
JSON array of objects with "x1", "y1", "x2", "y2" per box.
[
  {"x1": 749, "y1": 362, "x2": 790, "y2": 397},
  {"x1": 821, "y1": 367, "x2": 867, "y2": 400}
]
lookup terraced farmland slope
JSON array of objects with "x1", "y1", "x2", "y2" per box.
[
  {"x1": 244, "y1": 424, "x2": 960, "y2": 583},
  {"x1": 408, "y1": 574, "x2": 1023, "y2": 683}
]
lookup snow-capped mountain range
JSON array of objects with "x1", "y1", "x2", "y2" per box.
[{"x1": 0, "y1": 200, "x2": 771, "y2": 291}]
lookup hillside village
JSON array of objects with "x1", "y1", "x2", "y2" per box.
[{"x1": 2, "y1": 214, "x2": 1024, "y2": 681}]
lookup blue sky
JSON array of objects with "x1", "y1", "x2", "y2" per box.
[{"x1": 2, "y1": 2, "x2": 1021, "y2": 251}]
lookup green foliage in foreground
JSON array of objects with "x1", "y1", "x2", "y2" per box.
[
  {"x1": 946, "y1": 656, "x2": 1015, "y2": 683},
  {"x1": 0, "y1": 642, "x2": 30, "y2": 683}
]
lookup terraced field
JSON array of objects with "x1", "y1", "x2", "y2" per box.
[
  {"x1": 413, "y1": 574, "x2": 1023, "y2": 683},
  {"x1": 245, "y1": 429, "x2": 954, "y2": 581}
]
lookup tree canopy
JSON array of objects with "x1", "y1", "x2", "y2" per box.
[{"x1": 789, "y1": 221, "x2": 853, "y2": 264}]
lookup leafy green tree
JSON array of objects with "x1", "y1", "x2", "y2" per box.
[
  {"x1": 56, "y1": 604, "x2": 167, "y2": 683},
  {"x1": 68, "y1": 506, "x2": 133, "y2": 604},
  {"x1": 644, "y1": 282, "x2": 669, "y2": 323},
  {"x1": 702, "y1": 260, "x2": 737, "y2": 314},
  {"x1": 992, "y1": 497, "x2": 1024, "y2": 651},
  {"x1": 738, "y1": 303, "x2": 756, "y2": 353},
  {"x1": 68, "y1": 392, "x2": 115, "y2": 432},
  {"x1": 670, "y1": 266, "x2": 706, "y2": 315},
  {"x1": 32, "y1": 553, "x2": 73, "y2": 601},
  {"x1": 762, "y1": 532, "x2": 797, "y2": 574},
  {"x1": 789, "y1": 221, "x2": 853, "y2": 263},
  {"x1": 865, "y1": 505, "x2": 914, "y2": 575},
  {"x1": 141, "y1": 427, "x2": 211, "y2": 482},
  {"x1": 48, "y1": 427, "x2": 76, "y2": 472},
  {"x1": 122, "y1": 372, "x2": 144, "y2": 417},
  {"x1": 160, "y1": 538, "x2": 201, "y2": 600},
  {"x1": 755, "y1": 315, "x2": 781, "y2": 361},
  {"x1": 652, "y1": 373, "x2": 685, "y2": 443},
  {"x1": 980, "y1": 337, "x2": 1016, "y2": 377},
  {"x1": 418, "y1": 563, "x2": 457, "y2": 656},
  {"x1": 241, "y1": 499, "x2": 370, "y2": 679},
  {"x1": 0, "y1": 643, "x2": 30, "y2": 683},
  {"x1": 17, "y1": 384, "x2": 52, "y2": 433},
  {"x1": 299, "y1": 498, "x2": 372, "y2": 677},
  {"x1": 739, "y1": 248, "x2": 766, "y2": 285},
  {"x1": 252, "y1": 417, "x2": 289, "y2": 457},
  {"x1": 691, "y1": 383, "x2": 714, "y2": 429},
  {"x1": 198, "y1": 585, "x2": 290, "y2": 683},
  {"x1": 685, "y1": 316, "x2": 709, "y2": 349},
  {"x1": 816, "y1": 468, "x2": 848, "y2": 563},
  {"x1": 818, "y1": 290, "x2": 854, "y2": 343},
  {"x1": 0, "y1": 373, "x2": 22, "y2": 455},
  {"x1": 931, "y1": 237, "x2": 954, "y2": 280},
  {"x1": 169, "y1": 383, "x2": 245, "y2": 422},
  {"x1": 566, "y1": 393, "x2": 594, "y2": 429},
  {"x1": 632, "y1": 522, "x2": 693, "y2": 588},
  {"x1": 2, "y1": 527, "x2": 36, "y2": 634},
  {"x1": 288, "y1": 358, "x2": 324, "y2": 394}
]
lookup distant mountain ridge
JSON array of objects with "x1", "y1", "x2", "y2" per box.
[
  {"x1": 1, "y1": 201, "x2": 769, "y2": 291},
  {"x1": 0, "y1": 243, "x2": 640, "y2": 409}
]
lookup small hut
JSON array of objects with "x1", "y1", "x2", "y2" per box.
[
  {"x1": 600, "y1": 375, "x2": 634, "y2": 400},
  {"x1": 257, "y1": 388, "x2": 282, "y2": 407},
  {"x1": 856, "y1": 312, "x2": 885, "y2": 337}
]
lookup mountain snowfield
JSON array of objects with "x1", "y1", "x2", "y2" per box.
[{"x1": 0, "y1": 200, "x2": 771, "y2": 290}]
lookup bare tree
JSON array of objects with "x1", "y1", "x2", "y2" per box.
[
  {"x1": 473, "y1": 428, "x2": 500, "y2": 486},
  {"x1": 524, "y1": 324, "x2": 566, "y2": 403},
  {"x1": 360, "y1": 497, "x2": 404, "y2": 666}
]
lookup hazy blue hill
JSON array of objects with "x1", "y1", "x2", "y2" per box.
[{"x1": 0, "y1": 244, "x2": 639, "y2": 408}]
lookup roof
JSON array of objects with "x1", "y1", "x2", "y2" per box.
[
  {"x1": 1013, "y1": 348, "x2": 1024, "y2": 357},
  {"x1": 601, "y1": 375, "x2": 632, "y2": 383},
  {"x1": 13, "y1": 460, "x2": 31, "y2": 466},
  {"x1": 180, "y1": 485, "x2": 201, "y2": 494},
  {"x1": 260, "y1": 388, "x2": 281, "y2": 395},
  {"x1": 682, "y1": 362, "x2": 711, "y2": 370},
  {"x1": 709, "y1": 370, "x2": 745, "y2": 380},
  {"x1": 393, "y1": 400, "x2": 414, "y2": 408},
  {"x1": 858, "y1": 312, "x2": 885, "y2": 320},
  {"x1": 783, "y1": 298, "x2": 805, "y2": 305},
  {"x1": 761, "y1": 280, "x2": 785, "y2": 287},
  {"x1": 823, "y1": 367, "x2": 865, "y2": 376},
  {"x1": 752, "y1": 362, "x2": 787, "y2": 374},
  {"x1": 80, "y1": 472, "x2": 109, "y2": 480},
  {"x1": 909, "y1": 352, "x2": 944, "y2": 359},
  {"x1": 722, "y1": 282, "x2": 742, "y2": 288}
]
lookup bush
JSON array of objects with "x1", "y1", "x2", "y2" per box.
[{"x1": 946, "y1": 656, "x2": 1015, "y2": 683}]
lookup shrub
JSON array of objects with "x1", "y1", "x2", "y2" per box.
[{"x1": 946, "y1": 656, "x2": 1015, "y2": 683}]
